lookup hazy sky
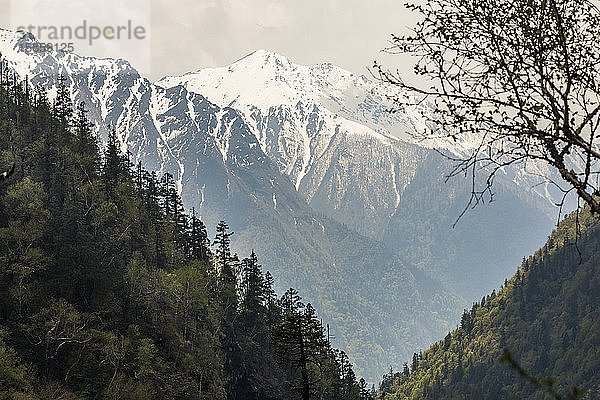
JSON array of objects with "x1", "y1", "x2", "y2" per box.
[
  {"x1": 1, "y1": 0, "x2": 418, "y2": 81},
  {"x1": 148, "y1": 0, "x2": 416, "y2": 80}
]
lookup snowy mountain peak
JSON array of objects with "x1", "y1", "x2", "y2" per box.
[
  {"x1": 156, "y1": 48, "x2": 431, "y2": 192},
  {"x1": 0, "y1": 28, "x2": 137, "y2": 81},
  {"x1": 0, "y1": 28, "x2": 35, "y2": 48},
  {"x1": 0, "y1": 28, "x2": 23, "y2": 45},
  {"x1": 157, "y1": 49, "x2": 427, "y2": 144},
  {"x1": 0, "y1": 29, "x2": 47, "y2": 76},
  {"x1": 233, "y1": 49, "x2": 295, "y2": 69}
]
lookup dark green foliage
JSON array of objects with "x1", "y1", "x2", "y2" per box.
[
  {"x1": 0, "y1": 332, "x2": 37, "y2": 399},
  {"x1": 274, "y1": 289, "x2": 329, "y2": 400},
  {"x1": 378, "y1": 208, "x2": 600, "y2": 399},
  {"x1": 0, "y1": 57, "x2": 363, "y2": 399},
  {"x1": 272, "y1": 289, "x2": 371, "y2": 400},
  {"x1": 189, "y1": 208, "x2": 210, "y2": 262}
]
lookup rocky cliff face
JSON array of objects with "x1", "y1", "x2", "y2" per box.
[{"x1": 157, "y1": 48, "x2": 564, "y2": 297}]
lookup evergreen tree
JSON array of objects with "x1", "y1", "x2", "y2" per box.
[
  {"x1": 213, "y1": 221, "x2": 242, "y2": 399},
  {"x1": 274, "y1": 289, "x2": 330, "y2": 400},
  {"x1": 189, "y1": 208, "x2": 210, "y2": 262},
  {"x1": 52, "y1": 75, "x2": 72, "y2": 135},
  {"x1": 241, "y1": 251, "x2": 265, "y2": 317},
  {"x1": 102, "y1": 126, "x2": 128, "y2": 191},
  {"x1": 72, "y1": 101, "x2": 99, "y2": 177}
]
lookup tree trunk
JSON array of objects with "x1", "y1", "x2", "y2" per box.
[{"x1": 300, "y1": 337, "x2": 310, "y2": 400}]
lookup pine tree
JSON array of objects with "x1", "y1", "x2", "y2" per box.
[
  {"x1": 241, "y1": 251, "x2": 265, "y2": 316},
  {"x1": 102, "y1": 126, "x2": 128, "y2": 191},
  {"x1": 72, "y1": 101, "x2": 99, "y2": 177},
  {"x1": 411, "y1": 353, "x2": 419, "y2": 373},
  {"x1": 214, "y1": 221, "x2": 237, "y2": 284},
  {"x1": 273, "y1": 290, "x2": 329, "y2": 400},
  {"x1": 213, "y1": 221, "x2": 242, "y2": 399},
  {"x1": 189, "y1": 208, "x2": 211, "y2": 262},
  {"x1": 53, "y1": 75, "x2": 72, "y2": 136},
  {"x1": 160, "y1": 172, "x2": 177, "y2": 219}
]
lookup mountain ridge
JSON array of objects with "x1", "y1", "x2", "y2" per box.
[{"x1": 378, "y1": 207, "x2": 600, "y2": 399}]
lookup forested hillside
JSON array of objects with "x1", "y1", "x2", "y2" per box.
[
  {"x1": 0, "y1": 67, "x2": 374, "y2": 399},
  {"x1": 0, "y1": 31, "x2": 467, "y2": 381},
  {"x1": 378, "y1": 206, "x2": 600, "y2": 399}
]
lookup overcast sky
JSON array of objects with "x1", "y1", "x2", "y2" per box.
[
  {"x1": 148, "y1": 0, "x2": 417, "y2": 81},
  {"x1": 1, "y1": 0, "x2": 418, "y2": 81}
]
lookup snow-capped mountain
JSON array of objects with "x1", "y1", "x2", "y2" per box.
[
  {"x1": 157, "y1": 50, "x2": 430, "y2": 241},
  {"x1": 0, "y1": 29, "x2": 568, "y2": 380},
  {"x1": 156, "y1": 49, "x2": 565, "y2": 295},
  {"x1": 157, "y1": 49, "x2": 558, "y2": 200}
]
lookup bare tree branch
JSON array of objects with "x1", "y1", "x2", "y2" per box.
[{"x1": 375, "y1": 0, "x2": 600, "y2": 216}]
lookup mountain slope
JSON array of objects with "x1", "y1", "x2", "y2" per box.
[
  {"x1": 157, "y1": 49, "x2": 566, "y2": 300},
  {"x1": 0, "y1": 29, "x2": 462, "y2": 380},
  {"x1": 379, "y1": 208, "x2": 600, "y2": 399}
]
